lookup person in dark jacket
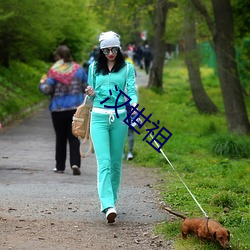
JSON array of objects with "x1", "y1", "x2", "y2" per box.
[{"x1": 143, "y1": 44, "x2": 152, "y2": 74}]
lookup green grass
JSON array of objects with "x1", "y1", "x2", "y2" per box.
[
  {"x1": 127, "y1": 58, "x2": 250, "y2": 250},
  {"x1": 0, "y1": 60, "x2": 50, "y2": 123}
]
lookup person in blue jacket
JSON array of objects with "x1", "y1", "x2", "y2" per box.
[
  {"x1": 86, "y1": 31, "x2": 138, "y2": 223},
  {"x1": 39, "y1": 45, "x2": 88, "y2": 176}
]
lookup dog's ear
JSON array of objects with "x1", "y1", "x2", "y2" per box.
[
  {"x1": 213, "y1": 231, "x2": 217, "y2": 240},
  {"x1": 227, "y1": 230, "x2": 230, "y2": 240}
]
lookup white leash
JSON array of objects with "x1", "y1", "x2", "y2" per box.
[{"x1": 142, "y1": 120, "x2": 209, "y2": 218}]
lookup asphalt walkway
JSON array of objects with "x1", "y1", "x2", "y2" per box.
[{"x1": 0, "y1": 69, "x2": 172, "y2": 249}]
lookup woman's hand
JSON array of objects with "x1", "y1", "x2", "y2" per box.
[
  {"x1": 85, "y1": 86, "x2": 96, "y2": 97},
  {"x1": 131, "y1": 103, "x2": 137, "y2": 116}
]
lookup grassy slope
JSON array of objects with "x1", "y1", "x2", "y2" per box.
[
  {"x1": 0, "y1": 60, "x2": 50, "y2": 123},
  {"x1": 128, "y1": 59, "x2": 250, "y2": 250}
]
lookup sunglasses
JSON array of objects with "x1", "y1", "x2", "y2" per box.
[{"x1": 102, "y1": 47, "x2": 119, "y2": 55}]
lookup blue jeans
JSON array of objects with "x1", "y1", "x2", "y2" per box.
[{"x1": 90, "y1": 111, "x2": 128, "y2": 212}]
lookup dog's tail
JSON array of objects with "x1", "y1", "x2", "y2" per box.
[{"x1": 162, "y1": 206, "x2": 187, "y2": 220}]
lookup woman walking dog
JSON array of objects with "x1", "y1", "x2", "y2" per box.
[{"x1": 85, "y1": 31, "x2": 138, "y2": 223}]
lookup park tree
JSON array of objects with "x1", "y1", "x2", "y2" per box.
[
  {"x1": 0, "y1": 0, "x2": 60, "y2": 66},
  {"x1": 232, "y1": 0, "x2": 250, "y2": 40},
  {"x1": 92, "y1": 0, "x2": 219, "y2": 114},
  {"x1": 183, "y1": 1, "x2": 218, "y2": 113},
  {"x1": 0, "y1": 0, "x2": 98, "y2": 67},
  {"x1": 232, "y1": 0, "x2": 250, "y2": 95},
  {"x1": 190, "y1": 0, "x2": 250, "y2": 134},
  {"x1": 91, "y1": 0, "x2": 155, "y2": 47},
  {"x1": 161, "y1": 0, "x2": 218, "y2": 113},
  {"x1": 148, "y1": 0, "x2": 177, "y2": 89}
]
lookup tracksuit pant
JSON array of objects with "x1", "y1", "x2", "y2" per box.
[{"x1": 90, "y1": 110, "x2": 128, "y2": 212}]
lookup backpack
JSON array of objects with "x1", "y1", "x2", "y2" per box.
[{"x1": 72, "y1": 95, "x2": 93, "y2": 158}]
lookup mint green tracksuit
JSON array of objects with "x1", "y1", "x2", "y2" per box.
[{"x1": 88, "y1": 62, "x2": 137, "y2": 212}]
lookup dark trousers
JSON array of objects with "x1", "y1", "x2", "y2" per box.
[
  {"x1": 51, "y1": 110, "x2": 80, "y2": 171},
  {"x1": 128, "y1": 127, "x2": 134, "y2": 152},
  {"x1": 144, "y1": 59, "x2": 151, "y2": 74}
]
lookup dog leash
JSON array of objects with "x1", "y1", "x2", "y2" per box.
[{"x1": 140, "y1": 119, "x2": 209, "y2": 218}]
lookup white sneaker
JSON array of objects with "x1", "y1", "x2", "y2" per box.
[
  {"x1": 53, "y1": 168, "x2": 64, "y2": 173},
  {"x1": 105, "y1": 207, "x2": 117, "y2": 223},
  {"x1": 127, "y1": 152, "x2": 133, "y2": 160}
]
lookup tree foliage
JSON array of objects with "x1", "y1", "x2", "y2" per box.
[
  {"x1": 190, "y1": 0, "x2": 250, "y2": 134},
  {"x1": 91, "y1": 0, "x2": 155, "y2": 46},
  {"x1": 0, "y1": 0, "x2": 249, "y2": 134},
  {"x1": 164, "y1": 2, "x2": 184, "y2": 44},
  {"x1": 232, "y1": 0, "x2": 250, "y2": 39},
  {"x1": 0, "y1": 0, "x2": 99, "y2": 67},
  {"x1": 232, "y1": 0, "x2": 250, "y2": 95}
]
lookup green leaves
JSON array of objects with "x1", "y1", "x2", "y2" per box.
[
  {"x1": 0, "y1": 0, "x2": 99, "y2": 66},
  {"x1": 92, "y1": 0, "x2": 156, "y2": 45}
]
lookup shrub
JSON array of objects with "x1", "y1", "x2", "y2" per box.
[
  {"x1": 210, "y1": 135, "x2": 250, "y2": 159},
  {"x1": 210, "y1": 191, "x2": 237, "y2": 209}
]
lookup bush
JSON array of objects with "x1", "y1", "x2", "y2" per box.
[
  {"x1": 0, "y1": 60, "x2": 48, "y2": 122},
  {"x1": 210, "y1": 191, "x2": 237, "y2": 209},
  {"x1": 210, "y1": 135, "x2": 250, "y2": 159}
]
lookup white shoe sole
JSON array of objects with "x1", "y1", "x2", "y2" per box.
[
  {"x1": 106, "y1": 208, "x2": 117, "y2": 223},
  {"x1": 53, "y1": 168, "x2": 64, "y2": 173}
]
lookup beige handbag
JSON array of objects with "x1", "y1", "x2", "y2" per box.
[{"x1": 72, "y1": 95, "x2": 93, "y2": 158}]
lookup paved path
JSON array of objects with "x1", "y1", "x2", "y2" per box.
[
  {"x1": 0, "y1": 68, "x2": 152, "y2": 222},
  {"x1": 0, "y1": 106, "x2": 164, "y2": 224},
  {"x1": 135, "y1": 68, "x2": 149, "y2": 88},
  {"x1": 0, "y1": 71, "x2": 173, "y2": 249}
]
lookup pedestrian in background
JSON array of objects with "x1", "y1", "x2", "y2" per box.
[
  {"x1": 85, "y1": 31, "x2": 138, "y2": 223},
  {"x1": 143, "y1": 44, "x2": 152, "y2": 74},
  {"x1": 84, "y1": 46, "x2": 99, "y2": 72},
  {"x1": 134, "y1": 44, "x2": 144, "y2": 69},
  {"x1": 39, "y1": 45, "x2": 88, "y2": 175},
  {"x1": 123, "y1": 51, "x2": 137, "y2": 160}
]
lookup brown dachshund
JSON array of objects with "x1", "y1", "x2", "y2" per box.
[{"x1": 162, "y1": 207, "x2": 231, "y2": 249}]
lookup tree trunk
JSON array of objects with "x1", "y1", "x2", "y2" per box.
[
  {"x1": 212, "y1": 0, "x2": 250, "y2": 134},
  {"x1": 147, "y1": 0, "x2": 169, "y2": 89},
  {"x1": 184, "y1": 4, "x2": 218, "y2": 114}
]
